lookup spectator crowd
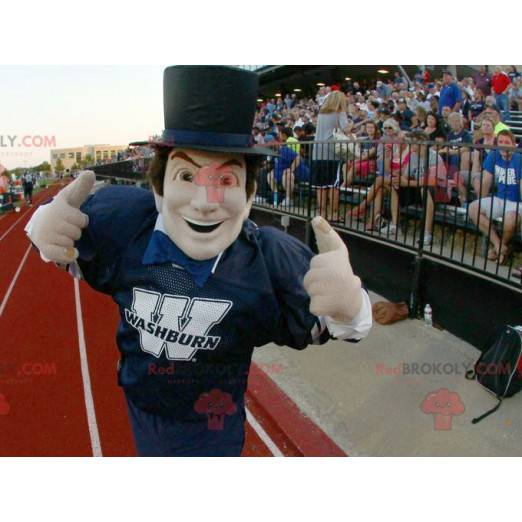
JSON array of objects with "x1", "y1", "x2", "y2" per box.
[
  {"x1": 252, "y1": 66, "x2": 521, "y2": 146},
  {"x1": 253, "y1": 66, "x2": 522, "y2": 277}
]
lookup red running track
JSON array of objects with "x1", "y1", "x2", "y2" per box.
[{"x1": 0, "y1": 182, "x2": 346, "y2": 457}]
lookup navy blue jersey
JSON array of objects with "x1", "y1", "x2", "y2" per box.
[{"x1": 76, "y1": 186, "x2": 325, "y2": 419}]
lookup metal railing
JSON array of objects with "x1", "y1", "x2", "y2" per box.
[
  {"x1": 254, "y1": 137, "x2": 522, "y2": 291},
  {"x1": 85, "y1": 138, "x2": 522, "y2": 291}
]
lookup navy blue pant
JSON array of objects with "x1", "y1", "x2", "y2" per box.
[{"x1": 125, "y1": 396, "x2": 246, "y2": 457}]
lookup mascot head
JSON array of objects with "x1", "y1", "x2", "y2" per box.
[{"x1": 138, "y1": 66, "x2": 275, "y2": 260}]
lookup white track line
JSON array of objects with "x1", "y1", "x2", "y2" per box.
[
  {"x1": 73, "y1": 278, "x2": 102, "y2": 457},
  {"x1": 245, "y1": 406, "x2": 284, "y2": 457},
  {"x1": 0, "y1": 190, "x2": 47, "y2": 243},
  {"x1": 0, "y1": 244, "x2": 32, "y2": 318},
  {"x1": 0, "y1": 211, "x2": 30, "y2": 243}
]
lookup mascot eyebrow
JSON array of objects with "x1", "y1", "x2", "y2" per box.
[
  {"x1": 170, "y1": 151, "x2": 242, "y2": 203},
  {"x1": 170, "y1": 151, "x2": 243, "y2": 171}
]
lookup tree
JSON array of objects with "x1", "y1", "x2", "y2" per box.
[
  {"x1": 55, "y1": 159, "x2": 64, "y2": 174},
  {"x1": 35, "y1": 161, "x2": 51, "y2": 173}
]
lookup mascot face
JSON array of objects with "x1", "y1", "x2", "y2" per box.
[{"x1": 157, "y1": 148, "x2": 254, "y2": 260}]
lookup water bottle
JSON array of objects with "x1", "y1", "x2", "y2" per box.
[
  {"x1": 424, "y1": 304, "x2": 433, "y2": 327},
  {"x1": 273, "y1": 191, "x2": 279, "y2": 206}
]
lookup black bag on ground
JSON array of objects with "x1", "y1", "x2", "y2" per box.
[{"x1": 465, "y1": 325, "x2": 522, "y2": 424}]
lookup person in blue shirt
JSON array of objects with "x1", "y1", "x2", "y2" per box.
[
  {"x1": 25, "y1": 66, "x2": 372, "y2": 457},
  {"x1": 266, "y1": 127, "x2": 309, "y2": 207},
  {"x1": 395, "y1": 98, "x2": 415, "y2": 130},
  {"x1": 440, "y1": 112, "x2": 472, "y2": 205},
  {"x1": 469, "y1": 129, "x2": 522, "y2": 265},
  {"x1": 438, "y1": 70, "x2": 462, "y2": 115}
]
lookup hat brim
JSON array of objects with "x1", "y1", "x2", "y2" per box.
[{"x1": 129, "y1": 139, "x2": 278, "y2": 157}]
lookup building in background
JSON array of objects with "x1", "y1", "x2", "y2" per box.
[{"x1": 50, "y1": 144, "x2": 126, "y2": 172}]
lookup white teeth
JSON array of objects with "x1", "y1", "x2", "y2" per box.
[{"x1": 182, "y1": 216, "x2": 224, "y2": 227}]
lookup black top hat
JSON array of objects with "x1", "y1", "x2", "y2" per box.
[{"x1": 133, "y1": 65, "x2": 276, "y2": 156}]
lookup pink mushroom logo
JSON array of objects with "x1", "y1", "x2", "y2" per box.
[
  {"x1": 194, "y1": 162, "x2": 238, "y2": 204},
  {"x1": 194, "y1": 388, "x2": 237, "y2": 430},
  {"x1": 421, "y1": 388, "x2": 465, "y2": 430}
]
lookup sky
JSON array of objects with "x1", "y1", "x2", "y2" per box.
[{"x1": 0, "y1": 66, "x2": 165, "y2": 169}]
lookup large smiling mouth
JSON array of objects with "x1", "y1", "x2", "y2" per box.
[{"x1": 182, "y1": 216, "x2": 225, "y2": 234}]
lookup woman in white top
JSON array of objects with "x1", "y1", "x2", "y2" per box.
[{"x1": 311, "y1": 90, "x2": 350, "y2": 220}]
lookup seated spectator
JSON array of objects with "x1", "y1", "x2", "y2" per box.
[
  {"x1": 429, "y1": 96, "x2": 439, "y2": 114},
  {"x1": 461, "y1": 90, "x2": 472, "y2": 123},
  {"x1": 294, "y1": 126, "x2": 306, "y2": 141},
  {"x1": 438, "y1": 112, "x2": 472, "y2": 205},
  {"x1": 303, "y1": 122, "x2": 316, "y2": 141},
  {"x1": 469, "y1": 130, "x2": 522, "y2": 265},
  {"x1": 367, "y1": 100, "x2": 379, "y2": 120},
  {"x1": 509, "y1": 76, "x2": 522, "y2": 111},
  {"x1": 342, "y1": 120, "x2": 380, "y2": 188},
  {"x1": 376, "y1": 107, "x2": 391, "y2": 132},
  {"x1": 417, "y1": 92, "x2": 431, "y2": 112},
  {"x1": 471, "y1": 117, "x2": 496, "y2": 195},
  {"x1": 415, "y1": 106, "x2": 427, "y2": 129},
  {"x1": 376, "y1": 80, "x2": 391, "y2": 99},
  {"x1": 469, "y1": 89, "x2": 486, "y2": 124},
  {"x1": 402, "y1": 131, "x2": 448, "y2": 246},
  {"x1": 346, "y1": 119, "x2": 408, "y2": 232},
  {"x1": 439, "y1": 106, "x2": 452, "y2": 135},
  {"x1": 266, "y1": 127, "x2": 309, "y2": 207},
  {"x1": 409, "y1": 114, "x2": 422, "y2": 131},
  {"x1": 252, "y1": 126, "x2": 265, "y2": 145},
  {"x1": 353, "y1": 108, "x2": 370, "y2": 133},
  {"x1": 477, "y1": 106, "x2": 510, "y2": 135},
  {"x1": 395, "y1": 98, "x2": 414, "y2": 130},
  {"x1": 507, "y1": 65, "x2": 520, "y2": 83},
  {"x1": 423, "y1": 112, "x2": 443, "y2": 140}
]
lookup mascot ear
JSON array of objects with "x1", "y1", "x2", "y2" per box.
[
  {"x1": 243, "y1": 181, "x2": 257, "y2": 220},
  {"x1": 152, "y1": 188, "x2": 163, "y2": 214}
]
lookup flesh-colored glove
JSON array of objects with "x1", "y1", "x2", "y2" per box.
[
  {"x1": 28, "y1": 171, "x2": 95, "y2": 264},
  {"x1": 303, "y1": 216, "x2": 362, "y2": 323}
]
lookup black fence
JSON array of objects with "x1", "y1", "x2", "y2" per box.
[
  {"x1": 90, "y1": 158, "x2": 150, "y2": 183},
  {"x1": 255, "y1": 138, "x2": 522, "y2": 291},
  {"x1": 88, "y1": 137, "x2": 522, "y2": 292}
]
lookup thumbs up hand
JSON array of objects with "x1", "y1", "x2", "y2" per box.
[
  {"x1": 303, "y1": 217, "x2": 362, "y2": 323},
  {"x1": 28, "y1": 171, "x2": 95, "y2": 264}
]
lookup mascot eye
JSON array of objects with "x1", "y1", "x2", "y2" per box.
[
  {"x1": 219, "y1": 174, "x2": 237, "y2": 187},
  {"x1": 179, "y1": 170, "x2": 193, "y2": 182}
]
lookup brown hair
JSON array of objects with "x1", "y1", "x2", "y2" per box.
[
  {"x1": 496, "y1": 129, "x2": 516, "y2": 143},
  {"x1": 365, "y1": 120, "x2": 381, "y2": 139},
  {"x1": 147, "y1": 146, "x2": 262, "y2": 199}
]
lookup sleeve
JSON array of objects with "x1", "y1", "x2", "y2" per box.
[
  {"x1": 454, "y1": 84, "x2": 462, "y2": 104},
  {"x1": 261, "y1": 228, "x2": 371, "y2": 350},
  {"x1": 483, "y1": 150, "x2": 495, "y2": 173},
  {"x1": 23, "y1": 189, "x2": 119, "y2": 294},
  {"x1": 323, "y1": 289, "x2": 372, "y2": 342},
  {"x1": 71, "y1": 192, "x2": 119, "y2": 295},
  {"x1": 263, "y1": 230, "x2": 320, "y2": 350}
]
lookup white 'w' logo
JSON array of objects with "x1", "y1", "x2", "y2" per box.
[{"x1": 124, "y1": 288, "x2": 232, "y2": 361}]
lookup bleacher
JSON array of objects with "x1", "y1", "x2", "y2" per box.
[{"x1": 506, "y1": 110, "x2": 522, "y2": 140}]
